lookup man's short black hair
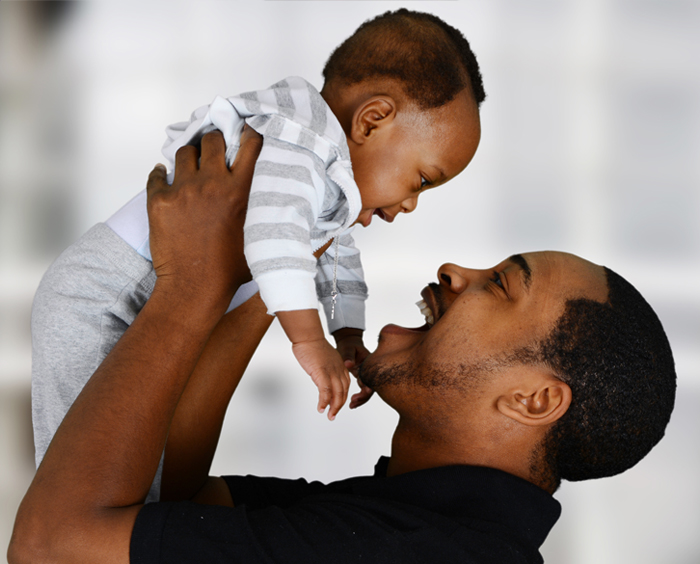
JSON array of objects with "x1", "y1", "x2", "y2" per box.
[
  {"x1": 535, "y1": 268, "x2": 676, "y2": 489},
  {"x1": 322, "y1": 9, "x2": 486, "y2": 109}
]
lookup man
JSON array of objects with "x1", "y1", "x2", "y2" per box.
[{"x1": 9, "y1": 131, "x2": 676, "y2": 564}]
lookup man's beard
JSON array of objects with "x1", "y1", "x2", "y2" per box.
[
  {"x1": 358, "y1": 359, "x2": 411, "y2": 391},
  {"x1": 359, "y1": 357, "x2": 488, "y2": 395}
]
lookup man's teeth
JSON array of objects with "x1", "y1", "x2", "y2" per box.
[{"x1": 415, "y1": 299, "x2": 435, "y2": 326}]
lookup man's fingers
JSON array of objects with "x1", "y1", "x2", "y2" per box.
[
  {"x1": 231, "y1": 126, "x2": 262, "y2": 176},
  {"x1": 174, "y1": 144, "x2": 200, "y2": 179},
  {"x1": 146, "y1": 164, "x2": 168, "y2": 194},
  {"x1": 199, "y1": 131, "x2": 227, "y2": 170},
  {"x1": 146, "y1": 164, "x2": 172, "y2": 216},
  {"x1": 239, "y1": 125, "x2": 263, "y2": 152}
]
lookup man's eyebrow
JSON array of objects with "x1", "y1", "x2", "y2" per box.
[{"x1": 508, "y1": 254, "x2": 532, "y2": 291}]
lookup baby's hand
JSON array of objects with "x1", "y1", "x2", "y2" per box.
[
  {"x1": 291, "y1": 339, "x2": 350, "y2": 420},
  {"x1": 333, "y1": 328, "x2": 374, "y2": 409}
]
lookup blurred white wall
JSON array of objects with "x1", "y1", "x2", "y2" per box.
[{"x1": 1, "y1": 1, "x2": 698, "y2": 563}]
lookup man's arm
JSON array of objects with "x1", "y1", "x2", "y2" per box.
[
  {"x1": 160, "y1": 234, "x2": 336, "y2": 503},
  {"x1": 160, "y1": 293, "x2": 273, "y2": 503},
  {"x1": 8, "y1": 130, "x2": 261, "y2": 564}
]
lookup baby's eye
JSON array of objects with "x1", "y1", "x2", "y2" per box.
[{"x1": 420, "y1": 176, "x2": 430, "y2": 190}]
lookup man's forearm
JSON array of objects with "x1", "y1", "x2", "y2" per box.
[
  {"x1": 161, "y1": 242, "x2": 332, "y2": 501},
  {"x1": 161, "y1": 294, "x2": 273, "y2": 501},
  {"x1": 11, "y1": 285, "x2": 227, "y2": 564}
]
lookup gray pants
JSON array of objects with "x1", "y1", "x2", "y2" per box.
[{"x1": 31, "y1": 223, "x2": 161, "y2": 500}]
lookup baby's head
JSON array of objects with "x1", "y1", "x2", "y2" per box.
[{"x1": 321, "y1": 9, "x2": 486, "y2": 227}]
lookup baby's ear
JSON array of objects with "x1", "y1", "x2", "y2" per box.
[{"x1": 349, "y1": 96, "x2": 397, "y2": 145}]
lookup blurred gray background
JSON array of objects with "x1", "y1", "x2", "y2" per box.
[{"x1": 1, "y1": 1, "x2": 698, "y2": 562}]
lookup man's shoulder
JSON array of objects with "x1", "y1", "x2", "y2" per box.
[
  {"x1": 132, "y1": 462, "x2": 559, "y2": 564},
  {"x1": 223, "y1": 462, "x2": 558, "y2": 563},
  {"x1": 224, "y1": 460, "x2": 560, "y2": 538}
]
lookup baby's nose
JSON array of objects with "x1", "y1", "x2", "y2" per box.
[{"x1": 401, "y1": 196, "x2": 418, "y2": 213}]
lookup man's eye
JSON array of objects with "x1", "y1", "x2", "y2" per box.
[{"x1": 492, "y1": 271, "x2": 503, "y2": 288}]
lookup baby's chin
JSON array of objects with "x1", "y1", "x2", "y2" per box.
[
  {"x1": 355, "y1": 208, "x2": 394, "y2": 228},
  {"x1": 354, "y1": 209, "x2": 374, "y2": 228}
]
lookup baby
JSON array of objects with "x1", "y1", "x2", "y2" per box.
[{"x1": 31, "y1": 9, "x2": 485, "y2": 486}]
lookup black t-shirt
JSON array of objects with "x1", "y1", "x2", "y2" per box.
[{"x1": 130, "y1": 458, "x2": 560, "y2": 563}]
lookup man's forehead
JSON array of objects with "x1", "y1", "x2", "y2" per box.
[
  {"x1": 520, "y1": 251, "x2": 608, "y2": 303},
  {"x1": 507, "y1": 253, "x2": 532, "y2": 291}
]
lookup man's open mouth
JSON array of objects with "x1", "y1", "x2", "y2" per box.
[
  {"x1": 415, "y1": 285, "x2": 441, "y2": 328},
  {"x1": 415, "y1": 299, "x2": 435, "y2": 326}
]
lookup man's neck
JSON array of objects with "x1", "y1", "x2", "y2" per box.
[
  {"x1": 386, "y1": 417, "x2": 545, "y2": 490},
  {"x1": 386, "y1": 418, "x2": 468, "y2": 477}
]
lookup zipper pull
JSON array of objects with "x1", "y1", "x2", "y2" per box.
[
  {"x1": 330, "y1": 237, "x2": 340, "y2": 320},
  {"x1": 331, "y1": 290, "x2": 338, "y2": 320}
]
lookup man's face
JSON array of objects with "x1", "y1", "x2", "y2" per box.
[{"x1": 360, "y1": 251, "x2": 608, "y2": 404}]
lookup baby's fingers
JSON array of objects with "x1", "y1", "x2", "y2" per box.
[
  {"x1": 345, "y1": 359, "x2": 361, "y2": 378},
  {"x1": 316, "y1": 381, "x2": 334, "y2": 417},
  {"x1": 323, "y1": 368, "x2": 350, "y2": 421},
  {"x1": 350, "y1": 383, "x2": 374, "y2": 409}
]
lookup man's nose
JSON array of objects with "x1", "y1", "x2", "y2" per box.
[{"x1": 437, "y1": 263, "x2": 481, "y2": 293}]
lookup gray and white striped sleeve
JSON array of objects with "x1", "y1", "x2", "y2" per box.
[
  {"x1": 316, "y1": 229, "x2": 367, "y2": 333},
  {"x1": 243, "y1": 138, "x2": 327, "y2": 315}
]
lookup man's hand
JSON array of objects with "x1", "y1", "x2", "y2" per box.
[{"x1": 147, "y1": 129, "x2": 262, "y2": 315}]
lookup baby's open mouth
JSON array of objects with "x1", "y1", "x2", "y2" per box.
[{"x1": 373, "y1": 209, "x2": 395, "y2": 223}]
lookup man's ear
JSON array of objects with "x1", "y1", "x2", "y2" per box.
[
  {"x1": 496, "y1": 374, "x2": 572, "y2": 427},
  {"x1": 349, "y1": 96, "x2": 397, "y2": 145}
]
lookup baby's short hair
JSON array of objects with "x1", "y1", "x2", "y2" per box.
[{"x1": 323, "y1": 9, "x2": 486, "y2": 110}]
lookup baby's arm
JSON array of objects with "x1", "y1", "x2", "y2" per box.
[
  {"x1": 316, "y1": 232, "x2": 372, "y2": 407},
  {"x1": 277, "y1": 309, "x2": 350, "y2": 420}
]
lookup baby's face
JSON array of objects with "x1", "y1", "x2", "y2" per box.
[{"x1": 351, "y1": 90, "x2": 481, "y2": 227}]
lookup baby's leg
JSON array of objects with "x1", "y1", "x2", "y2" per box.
[{"x1": 31, "y1": 223, "x2": 161, "y2": 500}]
